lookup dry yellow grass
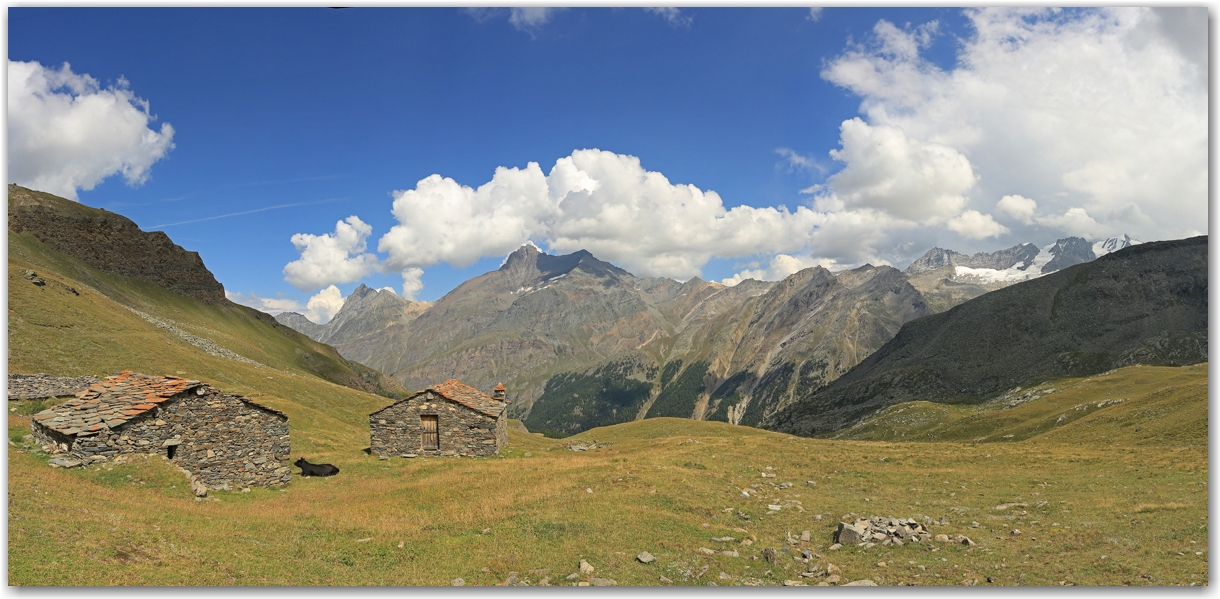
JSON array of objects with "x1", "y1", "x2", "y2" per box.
[{"x1": 9, "y1": 414, "x2": 1208, "y2": 586}]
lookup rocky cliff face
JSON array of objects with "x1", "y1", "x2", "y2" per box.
[
  {"x1": 8, "y1": 184, "x2": 226, "y2": 304},
  {"x1": 513, "y1": 255, "x2": 932, "y2": 434},
  {"x1": 764, "y1": 236, "x2": 1208, "y2": 437},
  {"x1": 1040, "y1": 237, "x2": 1096, "y2": 273}
]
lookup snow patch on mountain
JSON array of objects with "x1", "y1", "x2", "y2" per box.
[
  {"x1": 1093, "y1": 235, "x2": 1141, "y2": 257},
  {"x1": 918, "y1": 235, "x2": 1139, "y2": 287}
]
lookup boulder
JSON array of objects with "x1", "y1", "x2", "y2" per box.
[{"x1": 836, "y1": 521, "x2": 869, "y2": 545}]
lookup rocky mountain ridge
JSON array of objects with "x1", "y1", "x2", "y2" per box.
[
  {"x1": 764, "y1": 236, "x2": 1208, "y2": 437},
  {"x1": 274, "y1": 233, "x2": 1150, "y2": 437},
  {"x1": 8, "y1": 184, "x2": 226, "y2": 304}
]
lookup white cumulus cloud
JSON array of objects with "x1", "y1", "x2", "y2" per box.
[
  {"x1": 817, "y1": 118, "x2": 976, "y2": 222},
  {"x1": 399, "y1": 268, "x2": 425, "y2": 302},
  {"x1": 7, "y1": 60, "x2": 175, "y2": 201},
  {"x1": 303, "y1": 285, "x2": 345, "y2": 324},
  {"x1": 821, "y1": 8, "x2": 1206, "y2": 245},
  {"x1": 995, "y1": 195, "x2": 1038, "y2": 225},
  {"x1": 1036, "y1": 207, "x2": 1112, "y2": 239},
  {"x1": 226, "y1": 286, "x2": 345, "y2": 324},
  {"x1": 946, "y1": 210, "x2": 1009, "y2": 240},
  {"x1": 375, "y1": 149, "x2": 822, "y2": 284},
  {"x1": 722, "y1": 253, "x2": 833, "y2": 286},
  {"x1": 283, "y1": 216, "x2": 380, "y2": 291},
  {"x1": 225, "y1": 290, "x2": 301, "y2": 315}
]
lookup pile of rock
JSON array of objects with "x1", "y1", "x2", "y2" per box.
[
  {"x1": 8, "y1": 373, "x2": 100, "y2": 400},
  {"x1": 122, "y1": 305, "x2": 268, "y2": 369},
  {"x1": 835, "y1": 516, "x2": 932, "y2": 547}
]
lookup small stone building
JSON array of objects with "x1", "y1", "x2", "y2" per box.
[
  {"x1": 369, "y1": 380, "x2": 508, "y2": 457},
  {"x1": 29, "y1": 371, "x2": 290, "y2": 489}
]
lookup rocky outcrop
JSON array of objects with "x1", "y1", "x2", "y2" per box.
[
  {"x1": 8, "y1": 184, "x2": 225, "y2": 303},
  {"x1": 765, "y1": 236, "x2": 1208, "y2": 437}
]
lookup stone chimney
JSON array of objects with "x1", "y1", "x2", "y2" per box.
[{"x1": 492, "y1": 382, "x2": 507, "y2": 402}]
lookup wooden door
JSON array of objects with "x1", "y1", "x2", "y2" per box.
[{"x1": 421, "y1": 415, "x2": 438, "y2": 450}]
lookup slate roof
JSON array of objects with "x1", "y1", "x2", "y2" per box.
[
  {"x1": 29, "y1": 371, "x2": 285, "y2": 437},
  {"x1": 30, "y1": 371, "x2": 201, "y2": 437},
  {"x1": 371, "y1": 379, "x2": 506, "y2": 418}
]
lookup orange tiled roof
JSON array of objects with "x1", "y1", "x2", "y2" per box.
[
  {"x1": 371, "y1": 379, "x2": 506, "y2": 418},
  {"x1": 432, "y1": 380, "x2": 506, "y2": 417},
  {"x1": 493, "y1": 382, "x2": 506, "y2": 392},
  {"x1": 30, "y1": 371, "x2": 202, "y2": 436}
]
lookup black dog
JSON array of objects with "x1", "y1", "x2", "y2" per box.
[{"x1": 294, "y1": 457, "x2": 339, "y2": 477}]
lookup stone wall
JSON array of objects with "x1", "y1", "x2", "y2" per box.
[
  {"x1": 33, "y1": 389, "x2": 290, "y2": 489},
  {"x1": 370, "y1": 393, "x2": 504, "y2": 457},
  {"x1": 165, "y1": 393, "x2": 291, "y2": 488},
  {"x1": 9, "y1": 373, "x2": 100, "y2": 400}
]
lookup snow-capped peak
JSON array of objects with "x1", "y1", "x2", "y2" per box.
[{"x1": 1093, "y1": 234, "x2": 1141, "y2": 258}]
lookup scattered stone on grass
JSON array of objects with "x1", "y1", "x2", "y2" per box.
[
  {"x1": 451, "y1": 578, "x2": 464, "y2": 586},
  {"x1": 637, "y1": 551, "x2": 655, "y2": 564},
  {"x1": 836, "y1": 515, "x2": 932, "y2": 546},
  {"x1": 579, "y1": 559, "x2": 595, "y2": 574},
  {"x1": 589, "y1": 577, "x2": 616, "y2": 586}
]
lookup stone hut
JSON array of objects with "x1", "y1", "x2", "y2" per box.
[
  {"x1": 369, "y1": 380, "x2": 508, "y2": 457},
  {"x1": 29, "y1": 371, "x2": 290, "y2": 489}
]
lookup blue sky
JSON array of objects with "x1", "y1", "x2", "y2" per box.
[{"x1": 8, "y1": 7, "x2": 1208, "y2": 321}]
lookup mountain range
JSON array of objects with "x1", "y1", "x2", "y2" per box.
[
  {"x1": 276, "y1": 230, "x2": 1152, "y2": 437},
  {"x1": 765, "y1": 235, "x2": 1207, "y2": 436}
]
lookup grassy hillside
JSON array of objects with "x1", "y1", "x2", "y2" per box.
[
  {"x1": 835, "y1": 363, "x2": 1207, "y2": 446},
  {"x1": 8, "y1": 231, "x2": 405, "y2": 455},
  {"x1": 9, "y1": 411, "x2": 1207, "y2": 586}
]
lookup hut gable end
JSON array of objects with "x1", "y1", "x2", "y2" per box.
[{"x1": 369, "y1": 380, "x2": 507, "y2": 458}]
